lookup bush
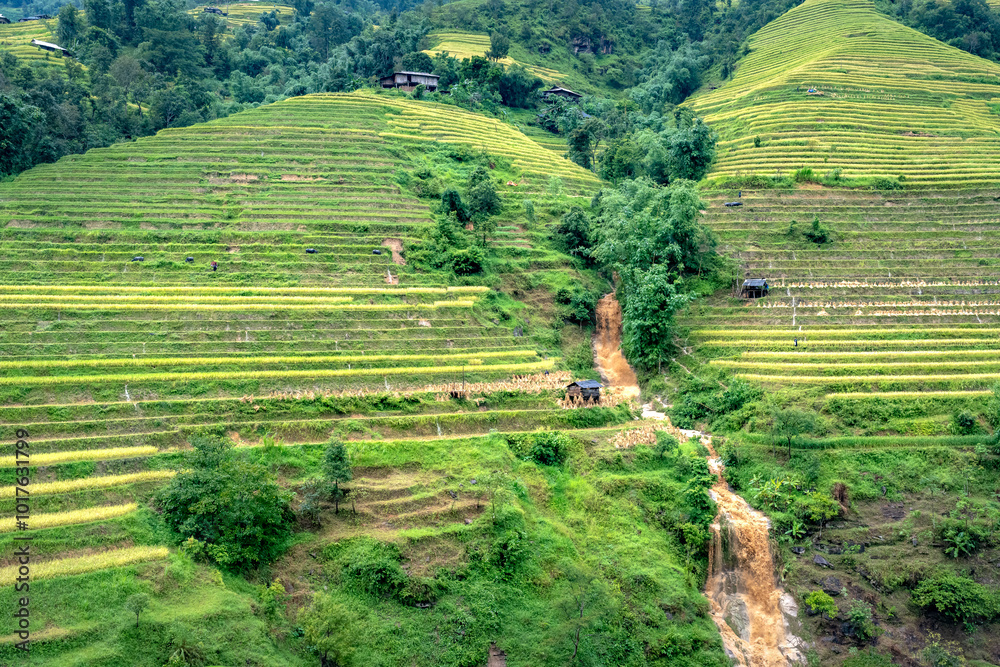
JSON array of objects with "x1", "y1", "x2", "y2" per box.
[
  {"x1": 869, "y1": 176, "x2": 903, "y2": 191},
  {"x1": 654, "y1": 432, "x2": 680, "y2": 460},
  {"x1": 439, "y1": 189, "x2": 470, "y2": 222},
  {"x1": 802, "y1": 216, "x2": 832, "y2": 244},
  {"x1": 528, "y1": 431, "x2": 569, "y2": 466},
  {"x1": 522, "y1": 199, "x2": 536, "y2": 226},
  {"x1": 950, "y1": 410, "x2": 981, "y2": 435},
  {"x1": 556, "y1": 286, "x2": 597, "y2": 324},
  {"x1": 332, "y1": 538, "x2": 408, "y2": 598},
  {"x1": 555, "y1": 206, "x2": 592, "y2": 258},
  {"x1": 794, "y1": 167, "x2": 815, "y2": 183},
  {"x1": 450, "y1": 245, "x2": 485, "y2": 275},
  {"x1": 467, "y1": 180, "x2": 501, "y2": 219},
  {"x1": 804, "y1": 590, "x2": 838, "y2": 617},
  {"x1": 912, "y1": 572, "x2": 999, "y2": 624},
  {"x1": 847, "y1": 601, "x2": 880, "y2": 641},
  {"x1": 157, "y1": 437, "x2": 294, "y2": 571}
]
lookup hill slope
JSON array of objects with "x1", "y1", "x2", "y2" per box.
[
  {"x1": 691, "y1": 0, "x2": 1000, "y2": 187},
  {"x1": 674, "y1": 1, "x2": 1000, "y2": 662},
  {"x1": 0, "y1": 93, "x2": 734, "y2": 666}
]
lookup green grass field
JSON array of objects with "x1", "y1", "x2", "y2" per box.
[
  {"x1": 188, "y1": 2, "x2": 294, "y2": 29},
  {"x1": 0, "y1": 91, "x2": 708, "y2": 666}
]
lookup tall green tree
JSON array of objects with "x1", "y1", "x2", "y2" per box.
[
  {"x1": 498, "y1": 64, "x2": 543, "y2": 108},
  {"x1": 486, "y1": 30, "x2": 510, "y2": 61},
  {"x1": 667, "y1": 108, "x2": 718, "y2": 181},
  {"x1": 0, "y1": 94, "x2": 44, "y2": 177},
  {"x1": 57, "y1": 5, "x2": 83, "y2": 47},
  {"x1": 771, "y1": 408, "x2": 817, "y2": 458},
  {"x1": 157, "y1": 437, "x2": 295, "y2": 570},
  {"x1": 323, "y1": 438, "x2": 352, "y2": 514},
  {"x1": 591, "y1": 178, "x2": 716, "y2": 368}
]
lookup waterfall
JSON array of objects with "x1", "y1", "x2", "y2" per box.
[
  {"x1": 593, "y1": 293, "x2": 639, "y2": 398},
  {"x1": 704, "y1": 442, "x2": 804, "y2": 666}
]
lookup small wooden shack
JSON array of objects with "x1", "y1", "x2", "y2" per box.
[
  {"x1": 542, "y1": 86, "x2": 582, "y2": 102},
  {"x1": 0, "y1": 15, "x2": 10, "y2": 24},
  {"x1": 31, "y1": 39, "x2": 73, "y2": 57},
  {"x1": 379, "y1": 72, "x2": 439, "y2": 92},
  {"x1": 566, "y1": 379, "x2": 602, "y2": 403},
  {"x1": 740, "y1": 279, "x2": 770, "y2": 299}
]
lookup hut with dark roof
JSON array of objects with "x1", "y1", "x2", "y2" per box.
[
  {"x1": 566, "y1": 379, "x2": 602, "y2": 402},
  {"x1": 542, "y1": 86, "x2": 582, "y2": 102},
  {"x1": 379, "y1": 72, "x2": 440, "y2": 92},
  {"x1": 740, "y1": 279, "x2": 770, "y2": 299}
]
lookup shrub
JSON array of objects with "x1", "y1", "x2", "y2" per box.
[
  {"x1": 794, "y1": 167, "x2": 815, "y2": 183},
  {"x1": 869, "y1": 176, "x2": 903, "y2": 191},
  {"x1": 654, "y1": 432, "x2": 680, "y2": 460},
  {"x1": 157, "y1": 437, "x2": 294, "y2": 571},
  {"x1": 911, "y1": 572, "x2": 999, "y2": 624},
  {"x1": 804, "y1": 590, "x2": 838, "y2": 617},
  {"x1": 439, "y1": 189, "x2": 470, "y2": 222},
  {"x1": 848, "y1": 601, "x2": 880, "y2": 641},
  {"x1": 555, "y1": 206, "x2": 592, "y2": 258},
  {"x1": 950, "y1": 410, "x2": 981, "y2": 435},
  {"x1": 529, "y1": 431, "x2": 569, "y2": 466},
  {"x1": 450, "y1": 246, "x2": 485, "y2": 275},
  {"x1": 802, "y1": 217, "x2": 832, "y2": 244},
  {"x1": 522, "y1": 199, "x2": 536, "y2": 225},
  {"x1": 556, "y1": 286, "x2": 597, "y2": 324},
  {"x1": 921, "y1": 632, "x2": 967, "y2": 667}
]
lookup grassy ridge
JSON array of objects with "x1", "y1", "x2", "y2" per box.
[{"x1": 690, "y1": 0, "x2": 1000, "y2": 187}]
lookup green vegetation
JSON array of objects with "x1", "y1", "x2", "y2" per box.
[
  {"x1": 691, "y1": 0, "x2": 1000, "y2": 188},
  {"x1": 5, "y1": 0, "x2": 1000, "y2": 660},
  {"x1": 158, "y1": 437, "x2": 295, "y2": 571}
]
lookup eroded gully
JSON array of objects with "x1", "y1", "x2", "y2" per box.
[{"x1": 593, "y1": 293, "x2": 805, "y2": 666}]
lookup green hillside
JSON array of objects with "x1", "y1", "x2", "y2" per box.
[
  {"x1": 188, "y1": 2, "x2": 294, "y2": 28},
  {"x1": 691, "y1": 0, "x2": 1000, "y2": 187},
  {"x1": 0, "y1": 92, "x2": 735, "y2": 666},
  {"x1": 0, "y1": 18, "x2": 75, "y2": 72},
  {"x1": 422, "y1": 31, "x2": 562, "y2": 81},
  {"x1": 664, "y1": 0, "x2": 1000, "y2": 662}
]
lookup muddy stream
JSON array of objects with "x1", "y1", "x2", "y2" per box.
[{"x1": 593, "y1": 293, "x2": 804, "y2": 666}]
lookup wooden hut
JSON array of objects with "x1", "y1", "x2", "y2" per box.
[
  {"x1": 0, "y1": 15, "x2": 10, "y2": 24},
  {"x1": 379, "y1": 72, "x2": 440, "y2": 92},
  {"x1": 740, "y1": 279, "x2": 770, "y2": 299},
  {"x1": 542, "y1": 86, "x2": 582, "y2": 102},
  {"x1": 566, "y1": 380, "x2": 602, "y2": 403},
  {"x1": 31, "y1": 39, "x2": 73, "y2": 57}
]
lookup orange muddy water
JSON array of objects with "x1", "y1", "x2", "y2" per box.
[
  {"x1": 592, "y1": 291, "x2": 801, "y2": 665},
  {"x1": 593, "y1": 294, "x2": 640, "y2": 398},
  {"x1": 705, "y1": 442, "x2": 803, "y2": 666}
]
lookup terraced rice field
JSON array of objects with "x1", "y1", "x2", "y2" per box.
[
  {"x1": 0, "y1": 19, "x2": 77, "y2": 72},
  {"x1": 422, "y1": 31, "x2": 562, "y2": 81},
  {"x1": 188, "y1": 2, "x2": 294, "y2": 28},
  {"x1": 0, "y1": 92, "x2": 600, "y2": 590},
  {"x1": 690, "y1": 0, "x2": 1000, "y2": 187},
  {"x1": 684, "y1": 186, "x2": 1000, "y2": 437}
]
